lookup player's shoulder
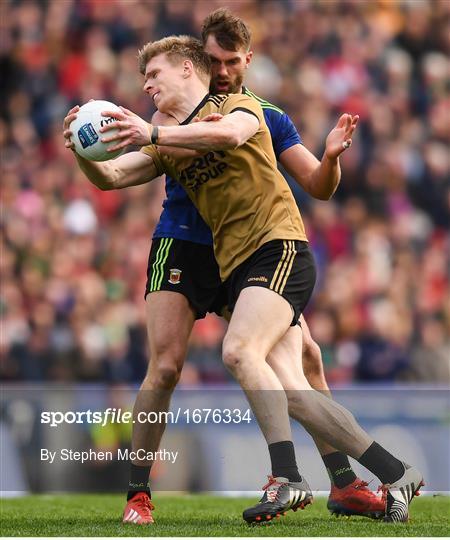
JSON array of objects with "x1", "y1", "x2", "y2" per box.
[
  {"x1": 206, "y1": 94, "x2": 228, "y2": 108},
  {"x1": 243, "y1": 87, "x2": 285, "y2": 116},
  {"x1": 209, "y1": 93, "x2": 260, "y2": 107},
  {"x1": 202, "y1": 93, "x2": 231, "y2": 114},
  {"x1": 206, "y1": 93, "x2": 263, "y2": 118}
]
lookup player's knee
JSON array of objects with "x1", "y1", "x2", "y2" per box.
[
  {"x1": 147, "y1": 344, "x2": 185, "y2": 389},
  {"x1": 222, "y1": 342, "x2": 243, "y2": 374},
  {"x1": 222, "y1": 335, "x2": 253, "y2": 375},
  {"x1": 149, "y1": 361, "x2": 181, "y2": 390}
]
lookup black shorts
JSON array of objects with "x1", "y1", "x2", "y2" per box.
[
  {"x1": 145, "y1": 238, "x2": 224, "y2": 319},
  {"x1": 225, "y1": 240, "x2": 316, "y2": 325}
]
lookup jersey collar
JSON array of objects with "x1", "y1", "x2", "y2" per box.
[{"x1": 180, "y1": 94, "x2": 211, "y2": 125}]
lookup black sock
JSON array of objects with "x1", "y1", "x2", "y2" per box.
[
  {"x1": 268, "y1": 441, "x2": 302, "y2": 482},
  {"x1": 322, "y1": 452, "x2": 357, "y2": 488},
  {"x1": 358, "y1": 441, "x2": 405, "y2": 484},
  {"x1": 127, "y1": 463, "x2": 151, "y2": 500}
]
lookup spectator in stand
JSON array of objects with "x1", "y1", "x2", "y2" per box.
[{"x1": 1, "y1": 0, "x2": 449, "y2": 384}]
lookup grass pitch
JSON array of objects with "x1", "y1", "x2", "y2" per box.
[{"x1": 1, "y1": 493, "x2": 449, "y2": 536}]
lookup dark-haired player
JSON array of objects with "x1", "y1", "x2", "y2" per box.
[{"x1": 200, "y1": 8, "x2": 384, "y2": 520}]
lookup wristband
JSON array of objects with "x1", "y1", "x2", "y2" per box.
[{"x1": 151, "y1": 125, "x2": 159, "y2": 145}]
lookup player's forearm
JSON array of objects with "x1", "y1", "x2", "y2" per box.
[
  {"x1": 74, "y1": 153, "x2": 152, "y2": 190},
  {"x1": 280, "y1": 145, "x2": 340, "y2": 201},
  {"x1": 157, "y1": 122, "x2": 241, "y2": 151},
  {"x1": 74, "y1": 153, "x2": 117, "y2": 190},
  {"x1": 307, "y1": 154, "x2": 341, "y2": 200}
]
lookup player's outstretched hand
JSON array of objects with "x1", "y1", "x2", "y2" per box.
[
  {"x1": 100, "y1": 106, "x2": 151, "y2": 151},
  {"x1": 63, "y1": 105, "x2": 80, "y2": 150},
  {"x1": 325, "y1": 113, "x2": 359, "y2": 159}
]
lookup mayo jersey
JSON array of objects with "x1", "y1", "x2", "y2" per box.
[
  {"x1": 142, "y1": 93, "x2": 307, "y2": 281},
  {"x1": 152, "y1": 87, "x2": 302, "y2": 245}
]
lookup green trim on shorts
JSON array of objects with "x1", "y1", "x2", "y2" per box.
[{"x1": 149, "y1": 238, "x2": 174, "y2": 292}]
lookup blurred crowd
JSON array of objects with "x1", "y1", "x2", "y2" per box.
[{"x1": 1, "y1": 0, "x2": 449, "y2": 385}]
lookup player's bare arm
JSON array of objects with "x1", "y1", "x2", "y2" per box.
[
  {"x1": 280, "y1": 113, "x2": 359, "y2": 200},
  {"x1": 151, "y1": 110, "x2": 211, "y2": 160},
  {"x1": 76, "y1": 150, "x2": 157, "y2": 191},
  {"x1": 157, "y1": 110, "x2": 258, "y2": 150},
  {"x1": 63, "y1": 106, "x2": 158, "y2": 190},
  {"x1": 100, "y1": 107, "x2": 259, "y2": 152}
]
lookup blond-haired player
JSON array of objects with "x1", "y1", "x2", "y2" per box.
[{"x1": 63, "y1": 35, "x2": 423, "y2": 525}]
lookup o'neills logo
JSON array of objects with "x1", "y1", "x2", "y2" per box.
[
  {"x1": 247, "y1": 276, "x2": 268, "y2": 283},
  {"x1": 169, "y1": 269, "x2": 182, "y2": 285}
]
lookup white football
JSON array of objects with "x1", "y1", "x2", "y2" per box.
[{"x1": 69, "y1": 100, "x2": 123, "y2": 161}]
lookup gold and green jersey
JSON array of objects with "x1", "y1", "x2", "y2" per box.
[{"x1": 142, "y1": 93, "x2": 307, "y2": 281}]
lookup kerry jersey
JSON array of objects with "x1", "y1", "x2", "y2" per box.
[
  {"x1": 152, "y1": 87, "x2": 302, "y2": 245},
  {"x1": 142, "y1": 93, "x2": 307, "y2": 281}
]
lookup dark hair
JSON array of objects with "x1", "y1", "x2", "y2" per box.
[
  {"x1": 201, "y1": 8, "x2": 251, "y2": 52},
  {"x1": 138, "y1": 35, "x2": 211, "y2": 84}
]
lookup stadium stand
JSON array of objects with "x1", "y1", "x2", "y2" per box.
[{"x1": 1, "y1": 0, "x2": 449, "y2": 385}]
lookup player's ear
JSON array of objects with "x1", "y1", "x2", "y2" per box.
[
  {"x1": 182, "y1": 59, "x2": 194, "y2": 78},
  {"x1": 245, "y1": 50, "x2": 253, "y2": 68}
]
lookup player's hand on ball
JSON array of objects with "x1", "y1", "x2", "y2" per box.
[
  {"x1": 63, "y1": 105, "x2": 80, "y2": 151},
  {"x1": 100, "y1": 106, "x2": 151, "y2": 151},
  {"x1": 325, "y1": 113, "x2": 359, "y2": 159}
]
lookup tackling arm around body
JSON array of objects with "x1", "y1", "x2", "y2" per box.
[
  {"x1": 63, "y1": 106, "x2": 238, "y2": 190},
  {"x1": 99, "y1": 107, "x2": 259, "y2": 152},
  {"x1": 151, "y1": 110, "x2": 223, "y2": 160}
]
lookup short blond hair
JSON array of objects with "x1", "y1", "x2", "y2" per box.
[{"x1": 138, "y1": 35, "x2": 211, "y2": 84}]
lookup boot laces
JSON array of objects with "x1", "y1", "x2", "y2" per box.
[
  {"x1": 132, "y1": 493, "x2": 154, "y2": 517},
  {"x1": 353, "y1": 479, "x2": 370, "y2": 490},
  {"x1": 350, "y1": 479, "x2": 382, "y2": 502},
  {"x1": 262, "y1": 475, "x2": 285, "y2": 503}
]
